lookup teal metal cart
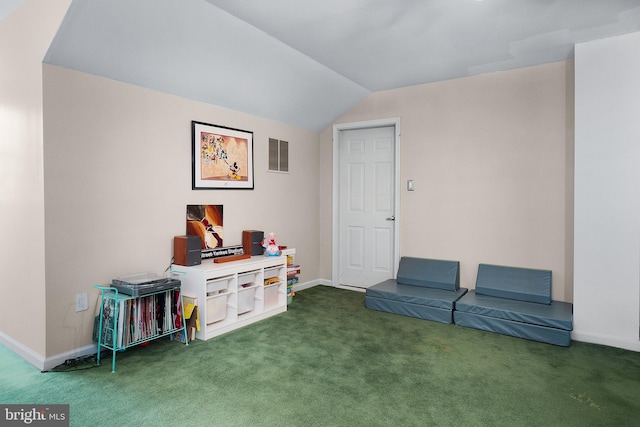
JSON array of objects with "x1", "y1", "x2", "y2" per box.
[{"x1": 93, "y1": 285, "x2": 188, "y2": 372}]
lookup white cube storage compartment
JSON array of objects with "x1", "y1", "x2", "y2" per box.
[{"x1": 172, "y1": 249, "x2": 294, "y2": 341}]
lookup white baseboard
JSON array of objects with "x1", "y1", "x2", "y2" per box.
[
  {"x1": 1, "y1": 331, "x2": 100, "y2": 372},
  {"x1": 292, "y1": 279, "x2": 368, "y2": 293},
  {"x1": 42, "y1": 344, "x2": 98, "y2": 372},
  {"x1": 0, "y1": 331, "x2": 46, "y2": 371},
  {"x1": 572, "y1": 330, "x2": 640, "y2": 352},
  {"x1": 332, "y1": 284, "x2": 366, "y2": 293},
  {"x1": 313, "y1": 278, "x2": 332, "y2": 287},
  {"x1": 292, "y1": 279, "x2": 323, "y2": 292}
]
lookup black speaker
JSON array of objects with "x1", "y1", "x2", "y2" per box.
[
  {"x1": 174, "y1": 235, "x2": 202, "y2": 266},
  {"x1": 243, "y1": 230, "x2": 264, "y2": 256}
]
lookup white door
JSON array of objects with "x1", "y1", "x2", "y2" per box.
[{"x1": 339, "y1": 126, "x2": 396, "y2": 288}]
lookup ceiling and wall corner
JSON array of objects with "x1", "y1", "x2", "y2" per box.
[
  {"x1": 0, "y1": 0, "x2": 25, "y2": 22},
  {"x1": 42, "y1": 0, "x2": 369, "y2": 132},
  {"x1": 41, "y1": 0, "x2": 640, "y2": 132}
]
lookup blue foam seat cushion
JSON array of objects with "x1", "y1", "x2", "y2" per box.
[
  {"x1": 396, "y1": 257, "x2": 460, "y2": 291},
  {"x1": 453, "y1": 311, "x2": 572, "y2": 346},
  {"x1": 367, "y1": 279, "x2": 468, "y2": 310},
  {"x1": 475, "y1": 264, "x2": 552, "y2": 304},
  {"x1": 455, "y1": 291, "x2": 573, "y2": 331}
]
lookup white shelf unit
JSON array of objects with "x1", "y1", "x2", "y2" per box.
[{"x1": 172, "y1": 249, "x2": 294, "y2": 341}]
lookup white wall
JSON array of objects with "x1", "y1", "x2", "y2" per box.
[
  {"x1": 321, "y1": 62, "x2": 574, "y2": 302},
  {"x1": 573, "y1": 32, "x2": 640, "y2": 351},
  {"x1": 42, "y1": 65, "x2": 321, "y2": 360},
  {"x1": 0, "y1": 0, "x2": 71, "y2": 365}
]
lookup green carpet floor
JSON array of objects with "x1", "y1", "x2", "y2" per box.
[{"x1": 1, "y1": 285, "x2": 639, "y2": 426}]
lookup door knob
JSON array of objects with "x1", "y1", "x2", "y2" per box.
[{"x1": 386, "y1": 216, "x2": 396, "y2": 221}]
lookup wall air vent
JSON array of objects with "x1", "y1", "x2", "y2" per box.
[{"x1": 268, "y1": 138, "x2": 289, "y2": 172}]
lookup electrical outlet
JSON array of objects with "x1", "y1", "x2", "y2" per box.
[{"x1": 75, "y1": 292, "x2": 88, "y2": 312}]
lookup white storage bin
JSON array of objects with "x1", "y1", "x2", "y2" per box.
[
  {"x1": 264, "y1": 267, "x2": 279, "y2": 280},
  {"x1": 238, "y1": 270, "x2": 259, "y2": 286},
  {"x1": 206, "y1": 291, "x2": 229, "y2": 324},
  {"x1": 207, "y1": 276, "x2": 231, "y2": 294},
  {"x1": 264, "y1": 282, "x2": 279, "y2": 307},
  {"x1": 237, "y1": 284, "x2": 258, "y2": 314}
]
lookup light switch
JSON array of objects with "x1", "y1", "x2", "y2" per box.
[{"x1": 407, "y1": 180, "x2": 414, "y2": 191}]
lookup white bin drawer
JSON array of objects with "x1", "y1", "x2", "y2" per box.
[
  {"x1": 238, "y1": 270, "x2": 259, "y2": 286},
  {"x1": 264, "y1": 282, "x2": 279, "y2": 307},
  {"x1": 237, "y1": 284, "x2": 258, "y2": 314},
  {"x1": 206, "y1": 292, "x2": 229, "y2": 324},
  {"x1": 264, "y1": 267, "x2": 280, "y2": 280},
  {"x1": 207, "y1": 276, "x2": 232, "y2": 294}
]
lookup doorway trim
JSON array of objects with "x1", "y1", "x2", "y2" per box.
[{"x1": 332, "y1": 118, "x2": 401, "y2": 289}]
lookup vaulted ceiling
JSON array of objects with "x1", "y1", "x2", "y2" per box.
[{"x1": 30, "y1": 0, "x2": 640, "y2": 130}]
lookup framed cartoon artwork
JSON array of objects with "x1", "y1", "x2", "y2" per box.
[{"x1": 192, "y1": 121, "x2": 254, "y2": 189}]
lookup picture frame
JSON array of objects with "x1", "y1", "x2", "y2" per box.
[
  {"x1": 192, "y1": 121, "x2": 254, "y2": 189},
  {"x1": 186, "y1": 204, "x2": 224, "y2": 250}
]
